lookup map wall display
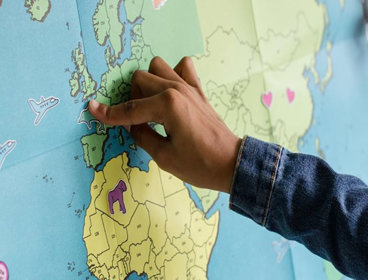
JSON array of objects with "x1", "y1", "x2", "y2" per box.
[{"x1": 0, "y1": 0, "x2": 365, "y2": 279}]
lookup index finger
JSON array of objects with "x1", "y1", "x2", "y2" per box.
[{"x1": 88, "y1": 94, "x2": 166, "y2": 126}]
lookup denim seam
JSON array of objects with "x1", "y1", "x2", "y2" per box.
[
  {"x1": 261, "y1": 145, "x2": 283, "y2": 226},
  {"x1": 229, "y1": 135, "x2": 247, "y2": 209}
]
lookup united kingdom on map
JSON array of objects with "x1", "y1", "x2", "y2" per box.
[{"x1": 0, "y1": 0, "x2": 363, "y2": 279}]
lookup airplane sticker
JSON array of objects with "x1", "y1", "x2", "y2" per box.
[
  {"x1": 78, "y1": 107, "x2": 106, "y2": 133},
  {"x1": 0, "y1": 140, "x2": 16, "y2": 171},
  {"x1": 28, "y1": 96, "x2": 60, "y2": 126}
]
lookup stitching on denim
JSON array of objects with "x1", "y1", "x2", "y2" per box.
[
  {"x1": 229, "y1": 135, "x2": 247, "y2": 210},
  {"x1": 261, "y1": 145, "x2": 282, "y2": 226}
]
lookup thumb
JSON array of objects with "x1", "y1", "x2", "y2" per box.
[{"x1": 88, "y1": 96, "x2": 164, "y2": 126}]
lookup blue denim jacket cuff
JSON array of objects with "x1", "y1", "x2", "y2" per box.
[{"x1": 229, "y1": 136, "x2": 283, "y2": 226}]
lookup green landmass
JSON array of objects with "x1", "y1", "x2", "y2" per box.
[
  {"x1": 70, "y1": 43, "x2": 97, "y2": 100},
  {"x1": 324, "y1": 261, "x2": 344, "y2": 280},
  {"x1": 93, "y1": 0, "x2": 124, "y2": 60},
  {"x1": 24, "y1": 0, "x2": 51, "y2": 22},
  {"x1": 124, "y1": 0, "x2": 143, "y2": 22},
  {"x1": 193, "y1": 0, "x2": 328, "y2": 210},
  {"x1": 80, "y1": 133, "x2": 108, "y2": 169},
  {"x1": 69, "y1": 71, "x2": 80, "y2": 97},
  {"x1": 140, "y1": 0, "x2": 203, "y2": 66}
]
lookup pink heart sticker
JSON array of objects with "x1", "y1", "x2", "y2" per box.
[
  {"x1": 286, "y1": 88, "x2": 295, "y2": 103},
  {"x1": 152, "y1": 0, "x2": 167, "y2": 9},
  {"x1": 0, "y1": 261, "x2": 9, "y2": 280},
  {"x1": 262, "y1": 91, "x2": 273, "y2": 108}
]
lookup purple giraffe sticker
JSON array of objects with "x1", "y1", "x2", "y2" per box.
[
  {"x1": 108, "y1": 179, "x2": 127, "y2": 215},
  {"x1": 0, "y1": 261, "x2": 9, "y2": 280}
]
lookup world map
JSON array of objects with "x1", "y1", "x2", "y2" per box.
[{"x1": 0, "y1": 0, "x2": 365, "y2": 279}]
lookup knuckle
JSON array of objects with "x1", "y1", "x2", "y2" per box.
[
  {"x1": 163, "y1": 89, "x2": 181, "y2": 108},
  {"x1": 150, "y1": 56, "x2": 162, "y2": 68},
  {"x1": 131, "y1": 70, "x2": 144, "y2": 84},
  {"x1": 123, "y1": 100, "x2": 137, "y2": 123},
  {"x1": 171, "y1": 82, "x2": 187, "y2": 93},
  {"x1": 123, "y1": 99, "x2": 136, "y2": 112},
  {"x1": 181, "y1": 56, "x2": 193, "y2": 66},
  {"x1": 104, "y1": 106, "x2": 113, "y2": 122}
]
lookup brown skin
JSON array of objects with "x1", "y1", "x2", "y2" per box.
[{"x1": 89, "y1": 57, "x2": 241, "y2": 193}]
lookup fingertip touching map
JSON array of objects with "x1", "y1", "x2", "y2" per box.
[{"x1": 0, "y1": 0, "x2": 365, "y2": 279}]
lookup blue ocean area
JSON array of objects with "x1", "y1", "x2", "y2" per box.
[
  {"x1": 0, "y1": 0, "x2": 98, "y2": 279},
  {"x1": 96, "y1": 126, "x2": 151, "y2": 172},
  {"x1": 126, "y1": 271, "x2": 148, "y2": 280},
  {"x1": 0, "y1": 0, "x2": 87, "y2": 169},
  {"x1": 184, "y1": 182, "x2": 204, "y2": 212},
  {"x1": 293, "y1": 0, "x2": 366, "y2": 279},
  {"x1": 300, "y1": 0, "x2": 368, "y2": 183}
]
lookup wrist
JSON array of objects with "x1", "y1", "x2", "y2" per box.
[{"x1": 220, "y1": 136, "x2": 244, "y2": 194}]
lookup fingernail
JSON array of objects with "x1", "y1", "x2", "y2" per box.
[{"x1": 89, "y1": 99, "x2": 100, "y2": 111}]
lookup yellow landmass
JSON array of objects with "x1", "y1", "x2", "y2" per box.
[
  {"x1": 121, "y1": 205, "x2": 150, "y2": 251},
  {"x1": 160, "y1": 169, "x2": 186, "y2": 198},
  {"x1": 94, "y1": 154, "x2": 138, "y2": 227},
  {"x1": 172, "y1": 228, "x2": 194, "y2": 254},
  {"x1": 321, "y1": 55, "x2": 332, "y2": 92},
  {"x1": 187, "y1": 266, "x2": 207, "y2": 280},
  {"x1": 164, "y1": 253, "x2": 188, "y2": 280},
  {"x1": 84, "y1": 154, "x2": 220, "y2": 279},
  {"x1": 165, "y1": 189, "x2": 192, "y2": 239},
  {"x1": 190, "y1": 210, "x2": 217, "y2": 247},
  {"x1": 310, "y1": 65, "x2": 320, "y2": 85},
  {"x1": 84, "y1": 211, "x2": 110, "y2": 259},
  {"x1": 146, "y1": 202, "x2": 168, "y2": 254},
  {"x1": 155, "y1": 238, "x2": 179, "y2": 269},
  {"x1": 193, "y1": 245, "x2": 208, "y2": 270},
  {"x1": 99, "y1": 213, "x2": 128, "y2": 265},
  {"x1": 24, "y1": 0, "x2": 51, "y2": 22},
  {"x1": 129, "y1": 239, "x2": 151, "y2": 275},
  {"x1": 187, "y1": 250, "x2": 196, "y2": 269},
  {"x1": 315, "y1": 137, "x2": 326, "y2": 160},
  {"x1": 144, "y1": 249, "x2": 160, "y2": 277},
  {"x1": 129, "y1": 162, "x2": 165, "y2": 207}
]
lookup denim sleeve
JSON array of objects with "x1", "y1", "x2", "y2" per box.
[{"x1": 229, "y1": 136, "x2": 368, "y2": 279}]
